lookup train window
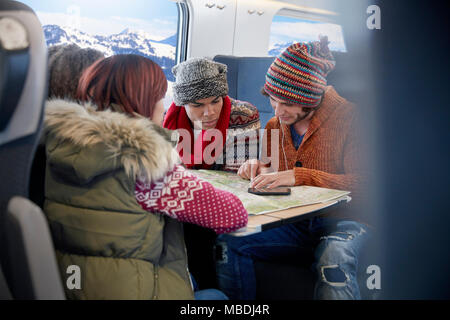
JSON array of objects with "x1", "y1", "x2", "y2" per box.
[
  {"x1": 268, "y1": 15, "x2": 347, "y2": 56},
  {"x1": 20, "y1": 0, "x2": 185, "y2": 108}
]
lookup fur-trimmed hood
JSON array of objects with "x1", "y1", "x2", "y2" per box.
[{"x1": 44, "y1": 99, "x2": 180, "y2": 184}]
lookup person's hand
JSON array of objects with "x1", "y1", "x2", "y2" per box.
[
  {"x1": 238, "y1": 159, "x2": 263, "y2": 180},
  {"x1": 250, "y1": 170, "x2": 295, "y2": 189}
]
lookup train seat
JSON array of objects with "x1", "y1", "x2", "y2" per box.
[
  {"x1": 0, "y1": 0, "x2": 65, "y2": 299},
  {"x1": 213, "y1": 55, "x2": 274, "y2": 130}
]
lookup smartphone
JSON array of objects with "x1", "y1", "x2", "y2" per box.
[{"x1": 248, "y1": 187, "x2": 291, "y2": 196}]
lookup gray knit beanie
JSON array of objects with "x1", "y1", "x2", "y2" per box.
[
  {"x1": 48, "y1": 44, "x2": 104, "y2": 99},
  {"x1": 172, "y1": 57, "x2": 228, "y2": 105}
]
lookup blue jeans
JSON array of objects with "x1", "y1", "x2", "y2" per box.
[
  {"x1": 215, "y1": 217, "x2": 370, "y2": 300},
  {"x1": 191, "y1": 274, "x2": 229, "y2": 300},
  {"x1": 194, "y1": 289, "x2": 228, "y2": 300}
]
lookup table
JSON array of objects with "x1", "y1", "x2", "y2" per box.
[{"x1": 230, "y1": 195, "x2": 351, "y2": 236}]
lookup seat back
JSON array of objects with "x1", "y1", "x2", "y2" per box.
[
  {"x1": 0, "y1": 0, "x2": 53, "y2": 299},
  {"x1": 213, "y1": 55, "x2": 274, "y2": 129},
  {"x1": 4, "y1": 197, "x2": 65, "y2": 299},
  {"x1": 325, "y1": 51, "x2": 356, "y2": 104},
  {"x1": 0, "y1": 1, "x2": 47, "y2": 220}
]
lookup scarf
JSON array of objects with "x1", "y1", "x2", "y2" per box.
[{"x1": 163, "y1": 96, "x2": 232, "y2": 169}]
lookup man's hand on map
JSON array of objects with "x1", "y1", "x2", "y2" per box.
[
  {"x1": 249, "y1": 170, "x2": 296, "y2": 189},
  {"x1": 238, "y1": 159, "x2": 272, "y2": 180}
]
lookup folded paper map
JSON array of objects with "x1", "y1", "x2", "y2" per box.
[{"x1": 190, "y1": 170, "x2": 351, "y2": 216}]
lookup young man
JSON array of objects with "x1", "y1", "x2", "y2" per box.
[
  {"x1": 163, "y1": 57, "x2": 261, "y2": 290},
  {"x1": 215, "y1": 37, "x2": 370, "y2": 300},
  {"x1": 163, "y1": 57, "x2": 260, "y2": 171}
]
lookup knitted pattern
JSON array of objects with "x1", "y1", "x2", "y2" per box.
[
  {"x1": 264, "y1": 36, "x2": 335, "y2": 107},
  {"x1": 135, "y1": 164, "x2": 248, "y2": 234},
  {"x1": 172, "y1": 58, "x2": 229, "y2": 105},
  {"x1": 229, "y1": 99, "x2": 261, "y2": 130},
  {"x1": 221, "y1": 99, "x2": 261, "y2": 171}
]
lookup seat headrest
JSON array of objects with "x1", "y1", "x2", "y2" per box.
[
  {"x1": 0, "y1": 1, "x2": 47, "y2": 145},
  {"x1": 0, "y1": 16, "x2": 30, "y2": 131}
]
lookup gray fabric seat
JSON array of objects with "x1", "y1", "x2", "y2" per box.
[
  {"x1": 4, "y1": 197, "x2": 65, "y2": 299},
  {"x1": 0, "y1": 0, "x2": 65, "y2": 300}
]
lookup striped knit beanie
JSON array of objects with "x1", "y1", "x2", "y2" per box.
[{"x1": 264, "y1": 36, "x2": 335, "y2": 107}]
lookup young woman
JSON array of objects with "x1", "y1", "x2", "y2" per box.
[
  {"x1": 43, "y1": 54, "x2": 248, "y2": 299},
  {"x1": 163, "y1": 57, "x2": 261, "y2": 171}
]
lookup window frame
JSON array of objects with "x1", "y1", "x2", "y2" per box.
[{"x1": 175, "y1": 1, "x2": 189, "y2": 63}]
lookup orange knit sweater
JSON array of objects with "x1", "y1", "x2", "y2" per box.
[{"x1": 263, "y1": 86, "x2": 367, "y2": 221}]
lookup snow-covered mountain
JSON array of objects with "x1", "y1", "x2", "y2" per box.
[
  {"x1": 269, "y1": 39, "x2": 346, "y2": 56},
  {"x1": 268, "y1": 41, "x2": 295, "y2": 56},
  {"x1": 43, "y1": 25, "x2": 177, "y2": 81},
  {"x1": 154, "y1": 34, "x2": 177, "y2": 47}
]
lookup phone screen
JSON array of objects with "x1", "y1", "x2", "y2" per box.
[{"x1": 248, "y1": 187, "x2": 291, "y2": 196}]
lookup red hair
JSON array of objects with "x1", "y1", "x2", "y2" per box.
[{"x1": 77, "y1": 54, "x2": 167, "y2": 118}]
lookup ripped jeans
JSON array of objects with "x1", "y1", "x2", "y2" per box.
[{"x1": 215, "y1": 217, "x2": 370, "y2": 300}]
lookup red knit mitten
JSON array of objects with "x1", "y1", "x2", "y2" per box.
[{"x1": 135, "y1": 165, "x2": 248, "y2": 234}]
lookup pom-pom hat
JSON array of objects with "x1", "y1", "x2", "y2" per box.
[{"x1": 264, "y1": 36, "x2": 336, "y2": 107}]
